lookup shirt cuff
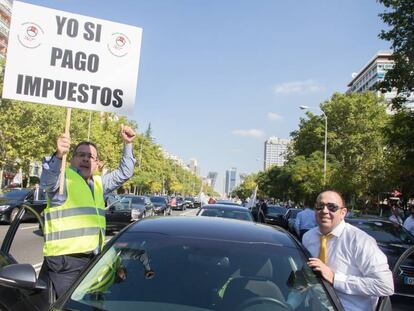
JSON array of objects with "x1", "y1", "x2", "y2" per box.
[{"x1": 333, "y1": 271, "x2": 347, "y2": 292}]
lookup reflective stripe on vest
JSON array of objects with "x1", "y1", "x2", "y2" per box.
[{"x1": 43, "y1": 168, "x2": 106, "y2": 257}]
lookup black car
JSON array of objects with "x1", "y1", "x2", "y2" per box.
[
  {"x1": 0, "y1": 213, "x2": 354, "y2": 311},
  {"x1": 0, "y1": 188, "x2": 46, "y2": 224},
  {"x1": 347, "y1": 217, "x2": 414, "y2": 308},
  {"x1": 172, "y1": 197, "x2": 186, "y2": 211},
  {"x1": 196, "y1": 204, "x2": 254, "y2": 222},
  {"x1": 149, "y1": 196, "x2": 170, "y2": 216},
  {"x1": 120, "y1": 195, "x2": 154, "y2": 219},
  {"x1": 265, "y1": 205, "x2": 288, "y2": 227},
  {"x1": 184, "y1": 196, "x2": 195, "y2": 208},
  {"x1": 105, "y1": 196, "x2": 133, "y2": 233}
]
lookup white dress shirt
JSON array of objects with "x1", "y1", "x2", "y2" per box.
[
  {"x1": 295, "y1": 208, "x2": 317, "y2": 231},
  {"x1": 403, "y1": 215, "x2": 414, "y2": 235},
  {"x1": 302, "y1": 220, "x2": 394, "y2": 311}
]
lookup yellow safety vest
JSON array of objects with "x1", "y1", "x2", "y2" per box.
[{"x1": 43, "y1": 168, "x2": 106, "y2": 256}]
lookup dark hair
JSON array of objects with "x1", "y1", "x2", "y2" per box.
[
  {"x1": 316, "y1": 190, "x2": 345, "y2": 208},
  {"x1": 72, "y1": 141, "x2": 99, "y2": 159}
]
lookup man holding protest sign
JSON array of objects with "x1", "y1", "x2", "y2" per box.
[{"x1": 39, "y1": 124, "x2": 136, "y2": 298}]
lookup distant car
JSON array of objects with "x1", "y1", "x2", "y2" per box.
[
  {"x1": 197, "y1": 204, "x2": 254, "y2": 222},
  {"x1": 121, "y1": 195, "x2": 155, "y2": 219},
  {"x1": 0, "y1": 188, "x2": 46, "y2": 224},
  {"x1": 184, "y1": 197, "x2": 195, "y2": 208},
  {"x1": 346, "y1": 217, "x2": 414, "y2": 308},
  {"x1": 105, "y1": 196, "x2": 133, "y2": 233},
  {"x1": 265, "y1": 205, "x2": 288, "y2": 227},
  {"x1": 172, "y1": 197, "x2": 186, "y2": 211},
  {"x1": 0, "y1": 213, "x2": 353, "y2": 311},
  {"x1": 150, "y1": 196, "x2": 170, "y2": 216}
]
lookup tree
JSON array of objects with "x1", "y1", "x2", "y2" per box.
[
  {"x1": 145, "y1": 122, "x2": 153, "y2": 142},
  {"x1": 377, "y1": 0, "x2": 414, "y2": 110},
  {"x1": 377, "y1": 0, "x2": 414, "y2": 199}
]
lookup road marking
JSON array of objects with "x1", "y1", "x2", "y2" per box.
[
  {"x1": 34, "y1": 262, "x2": 43, "y2": 273},
  {"x1": 20, "y1": 225, "x2": 39, "y2": 230}
]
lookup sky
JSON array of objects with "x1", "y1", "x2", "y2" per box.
[{"x1": 20, "y1": 0, "x2": 390, "y2": 193}]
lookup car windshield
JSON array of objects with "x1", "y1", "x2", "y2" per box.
[
  {"x1": 199, "y1": 208, "x2": 253, "y2": 222},
  {"x1": 349, "y1": 220, "x2": 414, "y2": 244},
  {"x1": 0, "y1": 189, "x2": 29, "y2": 200},
  {"x1": 150, "y1": 197, "x2": 165, "y2": 203},
  {"x1": 128, "y1": 197, "x2": 145, "y2": 204},
  {"x1": 67, "y1": 232, "x2": 336, "y2": 311},
  {"x1": 268, "y1": 205, "x2": 286, "y2": 214},
  {"x1": 185, "y1": 197, "x2": 194, "y2": 202}
]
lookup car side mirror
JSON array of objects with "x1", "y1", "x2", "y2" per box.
[{"x1": 0, "y1": 264, "x2": 47, "y2": 290}]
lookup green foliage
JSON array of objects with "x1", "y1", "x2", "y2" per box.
[{"x1": 377, "y1": 0, "x2": 414, "y2": 110}]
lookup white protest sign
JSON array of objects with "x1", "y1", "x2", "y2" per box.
[{"x1": 2, "y1": 1, "x2": 142, "y2": 115}]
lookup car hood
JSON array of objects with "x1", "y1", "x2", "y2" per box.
[
  {"x1": 152, "y1": 203, "x2": 166, "y2": 207},
  {"x1": 377, "y1": 242, "x2": 414, "y2": 268},
  {"x1": 266, "y1": 212, "x2": 284, "y2": 217}
]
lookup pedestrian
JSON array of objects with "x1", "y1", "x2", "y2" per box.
[
  {"x1": 388, "y1": 203, "x2": 403, "y2": 225},
  {"x1": 302, "y1": 190, "x2": 394, "y2": 311},
  {"x1": 294, "y1": 200, "x2": 317, "y2": 241},
  {"x1": 403, "y1": 204, "x2": 414, "y2": 235},
  {"x1": 39, "y1": 124, "x2": 136, "y2": 299}
]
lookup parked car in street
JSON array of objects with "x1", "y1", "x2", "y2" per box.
[
  {"x1": 172, "y1": 196, "x2": 186, "y2": 211},
  {"x1": 265, "y1": 204, "x2": 288, "y2": 228},
  {"x1": 346, "y1": 217, "x2": 414, "y2": 308},
  {"x1": 105, "y1": 196, "x2": 133, "y2": 233},
  {"x1": 120, "y1": 195, "x2": 154, "y2": 219},
  {"x1": 0, "y1": 188, "x2": 46, "y2": 224},
  {"x1": 0, "y1": 212, "x2": 355, "y2": 311},
  {"x1": 184, "y1": 196, "x2": 195, "y2": 208},
  {"x1": 197, "y1": 204, "x2": 254, "y2": 222},
  {"x1": 149, "y1": 196, "x2": 170, "y2": 216}
]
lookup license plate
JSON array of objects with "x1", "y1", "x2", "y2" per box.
[{"x1": 404, "y1": 276, "x2": 414, "y2": 285}]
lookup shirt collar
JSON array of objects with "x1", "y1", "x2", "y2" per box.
[{"x1": 317, "y1": 219, "x2": 346, "y2": 238}]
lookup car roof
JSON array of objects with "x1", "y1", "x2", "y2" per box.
[
  {"x1": 201, "y1": 204, "x2": 249, "y2": 212},
  {"x1": 346, "y1": 217, "x2": 392, "y2": 224},
  {"x1": 126, "y1": 216, "x2": 296, "y2": 247}
]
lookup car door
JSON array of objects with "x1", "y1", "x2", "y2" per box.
[
  {"x1": 0, "y1": 204, "x2": 48, "y2": 311},
  {"x1": 24, "y1": 189, "x2": 47, "y2": 220}
]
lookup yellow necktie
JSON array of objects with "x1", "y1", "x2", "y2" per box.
[{"x1": 319, "y1": 234, "x2": 333, "y2": 264}]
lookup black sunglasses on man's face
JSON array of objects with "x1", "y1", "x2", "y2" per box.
[{"x1": 315, "y1": 202, "x2": 342, "y2": 213}]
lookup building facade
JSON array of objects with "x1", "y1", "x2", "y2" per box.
[
  {"x1": 0, "y1": 0, "x2": 12, "y2": 59},
  {"x1": 264, "y1": 137, "x2": 290, "y2": 170},
  {"x1": 224, "y1": 167, "x2": 237, "y2": 196},
  {"x1": 207, "y1": 171, "x2": 218, "y2": 190},
  {"x1": 346, "y1": 50, "x2": 413, "y2": 107}
]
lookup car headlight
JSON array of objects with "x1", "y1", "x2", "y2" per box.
[
  {"x1": 0, "y1": 205, "x2": 10, "y2": 211},
  {"x1": 131, "y1": 208, "x2": 143, "y2": 220}
]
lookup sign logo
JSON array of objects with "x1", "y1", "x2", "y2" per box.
[
  {"x1": 17, "y1": 22, "x2": 44, "y2": 49},
  {"x1": 107, "y1": 32, "x2": 130, "y2": 57}
]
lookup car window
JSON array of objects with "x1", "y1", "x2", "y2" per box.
[
  {"x1": 130, "y1": 197, "x2": 145, "y2": 204},
  {"x1": 150, "y1": 197, "x2": 166, "y2": 203},
  {"x1": 67, "y1": 233, "x2": 336, "y2": 311},
  {"x1": 349, "y1": 220, "x2": 414, "y2": 244}
]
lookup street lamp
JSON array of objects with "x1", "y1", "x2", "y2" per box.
[{"x1": 299, "y1": 105, "x2": 328, "y2": 186}]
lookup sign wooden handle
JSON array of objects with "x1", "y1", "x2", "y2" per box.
[{"x1": 59, "y1": 108, "x2": 72, "y2": 195}]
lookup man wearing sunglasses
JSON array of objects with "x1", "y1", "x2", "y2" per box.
[
  {"x1": 39, "y1": 124, "x2": 136, "y2": 300},
  {"x1": 302, "y1": 190, "x2": 394, "y2": 311}
]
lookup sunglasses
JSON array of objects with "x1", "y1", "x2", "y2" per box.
[{"x1": 315, "y1": 202, "x2": 342, "y2": 213}]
